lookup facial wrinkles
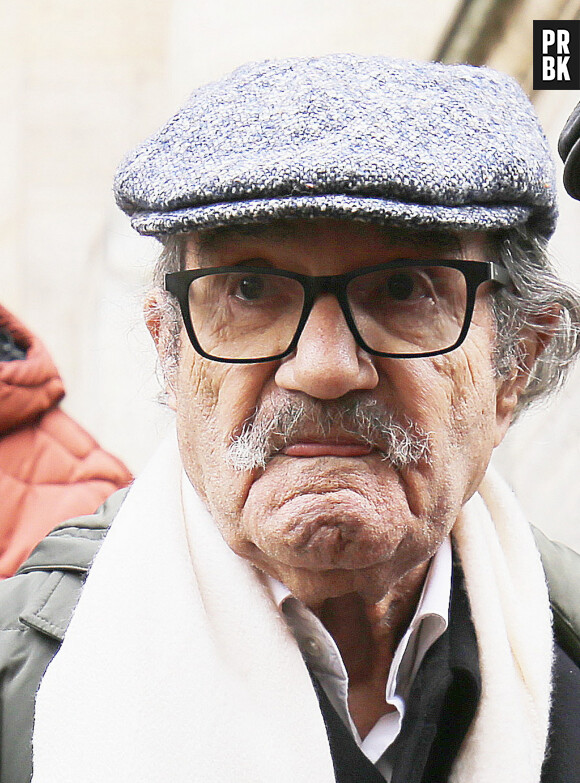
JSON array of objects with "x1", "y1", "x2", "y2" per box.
[
  {"x1": 226, "y1": 394, "x2": 432, "y2": 472},
  {"x1": 176, "y1": 345, "x2": 277, "y2": 506},
  {"x1": 175, "y1": 358, "x2": 217, "y2": 501},
  {"x1": 430, "y1": 341, "x2": 497, "y2": 502},
  {"x1": 175, "y1": 223, "x2": 498, "y2": 554},
  {"x1": 454, "y1": 303, "x2": 498, "y2": 429}
]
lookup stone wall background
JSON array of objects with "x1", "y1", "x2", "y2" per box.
[{"x1": 1, "y1": 0, "x2": 580, "y2": 548}]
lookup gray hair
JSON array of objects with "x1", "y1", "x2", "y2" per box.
[
  {"x1": 150, "y1": 224, "x2": 580, "y2": 417},
  {"x1": 492, "y1": 226, "x2": 580, "y2": 414}
]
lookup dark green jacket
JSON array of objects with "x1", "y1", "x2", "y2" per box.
[{"x1": 0, "y1": 489, "x2": 579, "y2": 783}]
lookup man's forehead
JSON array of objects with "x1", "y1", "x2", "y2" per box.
[{"x1": 184, "y1": 220, "x2": 472, "y2": 262}]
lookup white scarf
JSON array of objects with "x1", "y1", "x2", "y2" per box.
[{"x1": 31, "y1": 428, "x2": 553, "y2": 782}]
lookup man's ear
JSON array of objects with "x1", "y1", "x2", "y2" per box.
[
  {"x1": 144, "y1": 292, "x2": 178, "y2": 411},
  {"x1": 494, "y1": 310, "x2": 559, "y2": 446}
]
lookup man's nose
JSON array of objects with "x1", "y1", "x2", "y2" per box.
[{"x1": 274, "y1": 295, "x2": 379, "y2": 399}]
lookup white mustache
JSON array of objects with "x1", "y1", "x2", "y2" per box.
[{"x1": 226, "y1": 396, "x2": 431, "y2": 471}]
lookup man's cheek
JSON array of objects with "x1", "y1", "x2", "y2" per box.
[
  {"x1": 378, "y1": 359, "x2": 452, "y2": 444},
  {"x1": 433, "y1": 350, "x2": 498, "y2": 500},
  {"x1": 394, "y1": 352, "x2": 494, "y2": 495},
  {"x1": 175, "y1": 368, "x2": 265, "y2": 519},
  {"x1": 213, "y1": 365, "x2": 278, "y2": 439},
  {"x1": 178, "y1": 354, "x2": 241, "y2": 446}
]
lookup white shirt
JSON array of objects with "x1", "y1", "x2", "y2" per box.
[{"x1": 266, "y1": 537, "x2": 452, "y2": 781}]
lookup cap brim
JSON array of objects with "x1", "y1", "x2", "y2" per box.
[{"x1": 128, "y1": 194, "x2": 539, "y2": 237}]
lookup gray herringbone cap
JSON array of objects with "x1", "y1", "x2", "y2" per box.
[{"x1": 114, "y1": 54, "x2": 557, "y2": 238}]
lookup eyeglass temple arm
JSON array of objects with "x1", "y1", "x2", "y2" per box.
[{"x1": 489, "y1": 262, "x2": 512, "y2": 286}]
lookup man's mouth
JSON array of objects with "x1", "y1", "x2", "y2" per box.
[
  {"x1": 226, "y1": 395, "x2": 432, "y2": 472},
  {"x1": 281, "y1": 441, "x2": 374, "y2": 458}
]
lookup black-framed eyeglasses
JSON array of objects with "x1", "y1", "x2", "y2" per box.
[{"x1": 165, "y1": 260, "x2": 511, "y2": 364}]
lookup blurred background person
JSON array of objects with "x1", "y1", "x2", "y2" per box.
[{"x1": 0, "y1": 302, "x2": 131, "y2": 578}]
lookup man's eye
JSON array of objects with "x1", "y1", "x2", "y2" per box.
[
  {"x1": 386, "y1": 272, "x2": 416, "y2": 301},
  {"x1": 235, "y1": 275, "x2": 265, "y2": 301}
]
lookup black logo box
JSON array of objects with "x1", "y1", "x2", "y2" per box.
[{"x1": 533, "y1": 20, "x2": 580, "y2": 90}]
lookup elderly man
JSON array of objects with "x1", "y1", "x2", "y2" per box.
[{"x1": 1, "y1": 55, "x2": 580, "y2": 783}]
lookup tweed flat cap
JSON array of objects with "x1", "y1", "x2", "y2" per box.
[
  {"x1": 559, "y1": 101, "x2": 580, "y2": 201},
  {"x1": 114, "y1": 54, "x2": 557, "y2": 238}
]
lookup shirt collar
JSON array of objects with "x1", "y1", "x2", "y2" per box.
[
  {"x1": 265, "y1": 536, "x2": 452, "y2": 625},
  {"x1": 265, "y1": 539, "x2": 452, "y2": 770}
]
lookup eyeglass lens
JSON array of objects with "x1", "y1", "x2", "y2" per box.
[
  {"x1": 187, "y1": 266, "x2": 468, "y2": 360},
  {"x1": 189, "y1": 271, "x2": 305, "y2": 360},
  {"x1": 347, "y1": 266, "x2": 466, "y2": 356}
]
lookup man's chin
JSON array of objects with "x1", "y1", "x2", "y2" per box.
[{"x1": 246, "y1": 501, "x2": 411, "y2": 572}]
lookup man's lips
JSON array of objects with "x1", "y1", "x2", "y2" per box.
[{"x1": 281, "y1": 441, "x2": 374, "y2": 457}]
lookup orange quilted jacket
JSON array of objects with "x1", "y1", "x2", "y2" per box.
[{"x1": 0, "y1": 304, "x2": 132, "y2": 578}]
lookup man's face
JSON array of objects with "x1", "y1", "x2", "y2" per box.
[{"x1": 162, "y1": 219, "x2": 519, "y2": 606}]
